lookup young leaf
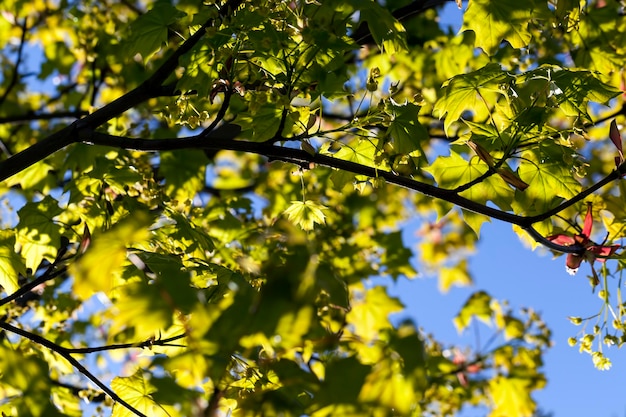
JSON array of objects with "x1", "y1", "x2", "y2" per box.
[
  {"x1": 386, "y1": 101, "x2": 428, "y2": 155},
  {"x1": 0, "y1": 230, "x2": 26, "y2": 294},
  {"x1": 126, "y1": 1, "x2": 186, "y2": 61},
  {"x1": 462, "y1": 0, "x2": 537, "y2": 55},
  {"x1": 70, "y1": 212, "x2": 153, "y2": 300},
  {"x1": 111, "y1": 371, "x2": 173, "y2": 417},
  {"x1": 453, "y1": 291, "x2": 493, "y2": 332},
  {"x1": 283, "y1": 200, "x2": 328, "y2": 231},
  {"x1": 434, "y1": 64, "x2": 513, "y2": 134}
]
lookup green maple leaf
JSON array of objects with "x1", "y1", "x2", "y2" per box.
[
  {"x1": 356, "y1": 1, "x2": 407, "y2": 53},
  {"x1": 126, "y1": 1, "x2": 186, "y2": 61},
  {"x1": 514, "y1": 149, "x2": 581, "y2": 214},
  {"x1": 386, "y1": 101, "x2": 428, "y2": 155},
  {"x1": 489, "y1": 376, "x2": 537, "y2": 417},
  {"x1": 549, "y1": 68, "x2": 621, "y2": 119},
  {"x1": 434, "y1": 64, "x2": 513, "y2": 134},
  {"x1": 359, "y1": 361, "x2": 418, "y2": 414},
  {"x1": 424, "y1": 151, "x2": 513, "y2": 210},
  {"x1": 160, "y1": 149, "x2": 209, "y2": 202},
  {"x1": 439, "y1": 261, "x2": 473, "y2": 293},
  {"x1": 328, "y1": 139, "x2": 381, "y2": 188},
  {"x1": 0, "y1": 230, "x2": 27, "y2": 294},
  {"x1": 112, "y1": 371, "x2": 172, "y2": 417},
  {"x1": 70, "y1": 212, "x2": 153, "y2": 300},
  {"x1": 454, "y1": 291, "x2": 493, "y2": 332},
  {"x1": 283, "y1": 200, "x2": 328, "y2": 231},
  {"x1": 16, "y1": 196, "x2": 63, "y2": 272},
  {"x1": 462, "y1": 0, "x2": 541, "y2": 55},
  {"x1": 235, "y1": 103, "x2": 283, "y2": 142},
  {"x1": 346, "y1": 286, "x2": 403, "y2": 341}
]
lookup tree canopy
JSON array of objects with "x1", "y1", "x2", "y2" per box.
[{"x1": 0, "y1": 0, "x2": 625, "y2": 416}]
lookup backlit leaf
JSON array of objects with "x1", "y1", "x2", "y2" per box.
[
  {"x1": 347, "y1": 285, "x2": 403, "y2": 341},
  {"x1": 111, "y1": 371, "x2": 173, "y2": 417},
  {"x1": 284, "y1": 200, "x2": 328, "y2": 231},
  {"x1": 70, "y1": 212, "x2": 153, "y2": 300},
  {"x1": 386, "y1": 101, "x2": 428, "y2": 155},
  {"x1": 126, "y1": 1, "x2": 186, "y2": 61},
  {"x1": 489, "y1": 376, "x2": 536, "y2": 417},
  {"x1": 424, "y1": 151, "x2": 514, "y2": 211},
  {"x1": 0, "y1": 230, "x2": 26, "y2": 294},
  {"x1": 462, "y1": 0, "x2": 537, "y2": 55},
  {"x1": 454, "y1": 291, "x2": 493, "y2": 332},
  {"x1": 16, "y1": 196, "x2": 63, "y2": 271},
  {"x1": 515, "y1": 149, "x2": 581, "y2": 214},
  {"x1": 434, "y1": 64, "x2": 513, "y2": 134},
  {"x1": 439, "y1": 261, "x2": 473, "y2": 293}
]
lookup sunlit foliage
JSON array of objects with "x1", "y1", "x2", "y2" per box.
[{"x1": 0, "y1": 0, "x2": 625, "y2": 416}]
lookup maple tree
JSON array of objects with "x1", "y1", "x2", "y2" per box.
[{"x1": 1, "y1": 0, "x2": 626, "y2": 416}]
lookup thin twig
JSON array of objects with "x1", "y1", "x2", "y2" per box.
[
  {"x1": 0, "y1": 19, "x2": 28, "y2": 106},
  {"x1": 63, "y1": 334, "x2": 186, "y2": 354},
  {"x1": 0, "y1": 320, "x2": 147, "y2": 417},
  {"x1": 0, "y1": 266, "x2": 67, "y2": 307}
]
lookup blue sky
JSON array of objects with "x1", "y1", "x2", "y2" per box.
[{"x1": 390, "y1": 218, "x2": 626, "y2": 417}]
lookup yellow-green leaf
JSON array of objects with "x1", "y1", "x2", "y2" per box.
[
  {"x1": 454, "y1": 291, "x2": 493, "y2": 332},
  {"x1": 70, "y1": 212, "x2": 153, "y2": 300},
  {"x1": 439, "y1": 261, "x2": 473, "y2": 293},
  {"x1": 359, "y1": 360, "x2": 418, "y2": 414},
  {"x1": 489, "y1": 376, "x2": 536, "y2": 417},
  {"x1": 462, "y1": 0, "x2": 535, "y2": 55},
  {"x1": 434, "y1": 64, "x2": 513, "y2": 134},
  {"x1": 515, "y1": 149, "x2": 581, "y2": 214},
  {"x1": 0, "y1": 230, "x2": 26, "y2": 294},
  {"x1": 16, "y1": 196, "x2": 63, "y2": 271},
  {"x1": 111, "y1": 371, "x2": 172, "y2": 417},
  {"x1": 283, "y1": 200, "x2": 328, "y2": 231},
  {"x1": 386, "y1": 101, "x2": 428, "y2": 155},
  {"x1": 424, "y1": 151, "x2": 514, "y2": 211},
  {"x1": 347, "y1": 286, "x2": 403, "y2": 341}
]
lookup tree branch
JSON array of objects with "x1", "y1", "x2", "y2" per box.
[
  {"x1": 0, "y1": 110, "x2": 90, "y2": 125},
  {"x1": 63, "y1": 333, "x2": 186, "y2": 354},
  {"x1": 78, "y1": 129, "x2": 624, "y2": 253},
  {"x1": 0, "y1": 266, "x2": 67, "y2": 307}
]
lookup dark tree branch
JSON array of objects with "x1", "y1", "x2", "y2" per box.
[
  {"x1": 0, "y1": 266, "x2": 67, "y2": 307},
  {"x1": 63, "y1": 333, "x2": 186, "y2": 354},
  {"x1": 0, "y1": 110, "x2": 89, "y2": 125},
  {"x1": 78, "y1": 129, "x2": 626, "y2": 254}
]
